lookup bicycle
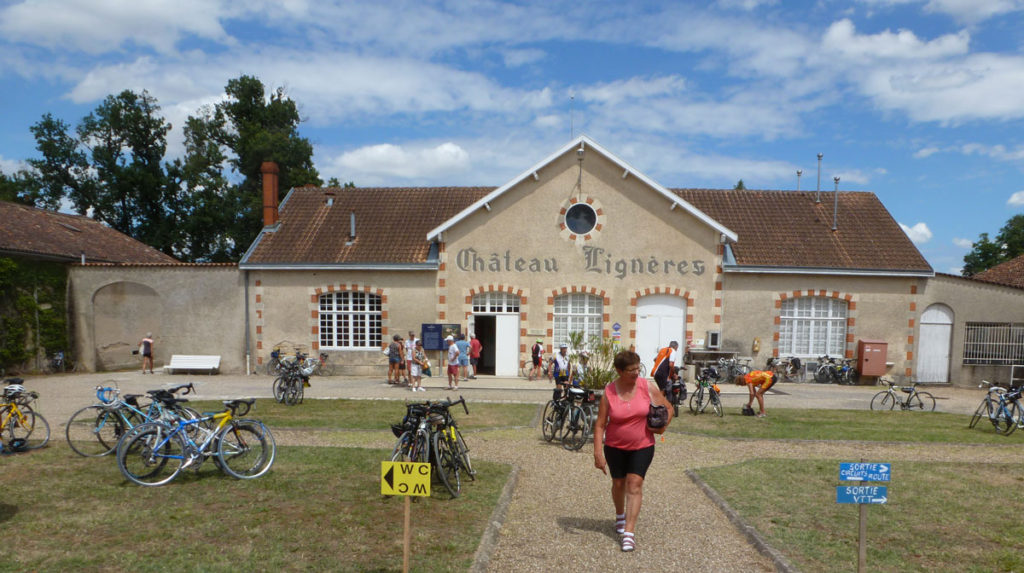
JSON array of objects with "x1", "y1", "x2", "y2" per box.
[
  {"x1": 65, "y1": 383, "x2": 199, "y2": 457},
  {"x1": 390, "y1": 397, "x2": 473, "y2": 497},
  {"x1": 306, "y1": 352, "x2": 336, "y2": 376},
  {"x1": 116, "y1": 398, "x2": 275, "y2": 486},
  {"x1": 663, "y1": 366, "x2": 688, "y2": 416},
  {"x1": 46, "y1": 351, "x2": 73, "y2": 373},
  {"x1": 690, "y1": 366, "x2": 723, "y2": 417},
  {"x1": 814, "y1": 356, "x2": 859, "y2": 385},
  {"x1": 714, "y1": 357, "x2": 751, "y2": 385},
  {"x1": 562, "y1": 386, "x2": 598, "y2": 451},
  {"x1": 766, "y1": 356, "x2": 801, "y2": 383},
  {"x1": 970, "y1": 381, "x2": 1022, "y2": 435},
  {"x1": 272, "y1": 355, "x2": 311, "y2": 406},
  {"x1": 541, "y1": 388, "x2": 571, "y2": 443},
  {"x1": 869, "y1": 379, "x2": 936, "y2": 411},
  {"x1": 264, "y1": 348, "x2": 284, "y2": 375},
  {"x1": 1, "y1": 381, "x2": 50, "y2": 449}
]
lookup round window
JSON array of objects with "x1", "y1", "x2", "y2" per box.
[{"x1": 564, "y1": 203, "x2": 597, "y2": 235}]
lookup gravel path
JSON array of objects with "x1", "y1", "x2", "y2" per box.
[{"x1": 16, "y1": 372, "x2": 1008, "y2": 572}]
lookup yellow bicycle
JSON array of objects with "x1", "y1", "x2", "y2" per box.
[{"x1": 1, "y1": 381, "x2": 50, "y2": 450}]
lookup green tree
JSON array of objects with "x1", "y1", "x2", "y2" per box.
[
  {"x1": 0, "y1": 169, "x2": 40, "y2": 207},
  {"x1": 962, "y1": 214, "x2": 1024, "y2": 276},
  {"x1": 26, "y1": 113, "x2": 91, "y2": 211},
  {"x1": 200, "y1": 75, "x2": 321, "y2": 259}
]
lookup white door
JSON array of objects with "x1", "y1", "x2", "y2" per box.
[
  {"x1": 494, "y1": 314, "x2": 519, "y2": 377},
  {"x1": 635, "y1": 295, "x2": 687, "y2": 371},
  {"x1": 916, "y1": 304, "x2": 953, "y2": 383}
]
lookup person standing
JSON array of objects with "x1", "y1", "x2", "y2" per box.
[
  {"x1": 387, "y1": 335, "x2": 404, "y2": 385},
  {"x1": 553, "y1": 344, "x2": 571, "y2": 389},
  {"x1": 455, "y1": 334, "x2": 471, "y2": 382},
  {"x1": 742, "y1": 370, "x2": 777, "y2": 417},
  {"x1": 411, "y1": 340, "x2": 427, "y2": 392},
  {"x1": 469, "y1": 333, "x2": 482, "y2": 379},
  {"x1": 593, "y1": 350, "x2": 673, "y2": 552},
  {"x1": 529, "y1": 338, "x2": 544, "y2": 381},
  {"x1": 651, "y1": 341, "x2": 680, "y2": 394},
  {"x1": 445, "y1": 335, "x2": 461, "y2": 390},
  {"x1": 140, "y1": 332, "x2": 155, "y2": 374},
  {"x1": 405, "y1": 331, "x2": 417, "y2": 385}
]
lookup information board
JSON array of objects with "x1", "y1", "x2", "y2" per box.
[
  {"x1": 836, "y1": 485, "x2": 888, "y2": 504},
  {"x1": 839, "y1": 462, "x2": 891, "y2": 482}
]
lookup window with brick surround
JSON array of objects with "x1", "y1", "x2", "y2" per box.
[
  {"x1": 472, "y1": 291, "x2": 520, "y2": 313},
  {"x1": 778, "y1": 297, "x2": 847, "y2": 357},
  {"x1": 319, "y1": 291, "x2": 382, "y2": 349},
  {"x1": 553, "y1": 293, "x2": 603, "y2": 348}
]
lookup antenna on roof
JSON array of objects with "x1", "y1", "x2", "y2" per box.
[
  {"x1": 570, "y1": 93, "x2": 575, "y2": 139},
  {"x1": 796, "y1": 169, "x2": 802, "y2": 192},
  {"x1": 832, "y1": 176, "x2": 840, "y2": 231},
  {"x1": 816, "y1": 153, "x2": 823, "y2": 203}
]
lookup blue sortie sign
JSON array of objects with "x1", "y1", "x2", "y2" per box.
[
  {"x1": 839, "y1": 462, "x2": 891, "y2": 482},
  {"x1": 836, "y1": 485, "x2": 888, "y2": 504}
]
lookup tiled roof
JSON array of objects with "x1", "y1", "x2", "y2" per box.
[
  {"x1": 972, "y1": 254, "x2": 1024, "y2": 289},
  {"x1": 675, "y1": 189, "x2": 932, "y2": 273},
  {"x1": 0, "y1": 201, "x2": 177, "y2": 264},
  {"x1": 243, "y1": 187, "x2": 494, "y2": 265}
]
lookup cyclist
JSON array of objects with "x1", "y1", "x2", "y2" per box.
[
  {"x1": 529, "y1": 338, "x2": 544, "y2": 381},
  {"x1": 742, "y1": 369, "x2": 777, "y2": 418},
  {"x1": 651, "y1": 341, "x2": 680, "y2": 394},
  {"x1": 553, "y1": 344, "x2": 571, "y2": 390}
]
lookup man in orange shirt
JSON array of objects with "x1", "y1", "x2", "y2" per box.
[{"x1": 742, "y1": 370, "x2": 777, "y2": 418}]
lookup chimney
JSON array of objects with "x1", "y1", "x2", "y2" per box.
[
  {"x1": 349, "y1": 209, "x2": 356, "y2": 240},
  {"x1": 261, "y1": 161, "x2": 280, "y2": 227}
]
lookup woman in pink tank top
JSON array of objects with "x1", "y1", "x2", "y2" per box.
[{"x1": 593, "y1": 350, "x2": 673, "y2": 552}]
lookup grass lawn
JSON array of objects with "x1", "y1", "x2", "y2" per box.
[
  {"x1": 671, "y1": 407, "x2": 1018, "y2": 444},
  {"x1": 187, "y1": 398, "x2": 539, "y2": 431},
  {"x1": 1, "y1": 445, "x2": 510, "y2": 572},
  {"x1": 696, "y1": 459, "x2": 1024, "y2": 573}
]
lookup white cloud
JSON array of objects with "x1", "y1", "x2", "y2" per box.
[
  {"x1": 501, "y1": 49, "x2": 546, "y2": 68},
  {"x1": 715, "y1": 0, "x2": 779, "y2": 9},
  {"x1": 952, "y1": 237, "x2": 974, "y2": 248},
  {"x1": 914, "y1": 147, "x2": 941, "y2": 158},
  {"x1": 855, "y1": 0, "x2": 1024, "y2": 23},
  {"x1": 947, "y1": 265, "x2": 964, "y2": 274},
  {"x1": 960, "y1": 143, "x2": 1024, "y2": 161},
  {"x1": 331, "y1": 142, "x2": 471, "y2": 182},
  {"x1": 822, "y1": 19, "x2": 969, "y2": 61},
  {"x1": 1009, "y1": 191, "x2": 1024, "y2": 206},
  {"x1": 0, "y1": 156, "x2": 27, "y2": 174},
  {"x1": 900, "y1": 222, "x2": 933, "y2": 244}
]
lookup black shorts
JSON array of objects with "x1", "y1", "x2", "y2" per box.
[
  {"x1": 603, "y1": 444, "x2": 655, "y2": 479},
  {"x1": 471, "y1": 357, "x2": 479, "y2": 366},
  {"x1": 532, "y1": 357, "x2": 541, "y2": 366},
  {"x1": 653, "y1": 373, "x2": 670, "y2": 394}
]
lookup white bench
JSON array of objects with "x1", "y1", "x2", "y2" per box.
[{"x1": 163, "y1": 355, "x2": 221, "y2": 375}]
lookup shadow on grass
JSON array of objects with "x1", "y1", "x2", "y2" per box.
[{"x1": 0, "y1": 502, "x2": 17, "y2": 523}]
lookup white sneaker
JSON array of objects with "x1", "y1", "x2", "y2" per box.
[{"x1": 410, "y1": 387, "x2": 416, "y2": 392}]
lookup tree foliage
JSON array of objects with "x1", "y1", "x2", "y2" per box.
[{"x1": 962, "y1": 214, "x2": 1024, "y2": 276}]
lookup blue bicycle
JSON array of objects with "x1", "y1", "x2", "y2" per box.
[{"x1": 970, "y1": 381, "x2": 1023, "y2": 435}]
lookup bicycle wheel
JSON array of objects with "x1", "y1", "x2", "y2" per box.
[
  {"x1": 969, "y1": 399, "x2": 991, "y2": 429},
  {"x1": 541, "y1": 401, "x2": 563, "y2": 442},
  {"x1": 870, "y1": 392, "x2": 896, "y2": 411},
  {"x1": 453, "y1": 427, "x2": 475, "y2": 480},
  {"x1": 433, "y1": 430, "x2": 461, "y2": 498},
  {"x1": 390, "y1": 431, "x2": 414, "y2": 462},
  {"x1": 412, "y1": 431, "x2": 430, "y2": 464},
  {"x1": 9, "y1": 410, "x2": 50, "y2": 449},
  {"x1": 814, "y1": 367, "x2": 831, "y2": 384},
  {"x1": 272, "y1": 376, "x2": 286, "y2": 403},
  {"x1": 562, "y1": 405, "x2": 588, "y2": 451},
  {"x1": 117, "y1": 423, "x2": 186, "y2": 486},
  {"x1": 66, "y1": 406, "x2": 126, "y2": 456},
  {"x1": 993, "y1": 404, "x2": 1017, "y2": 435},
  {"x1": 710, "y1": 390, "x2": 723, "y2": 417},
  {"x1": 689, "y1": 386, "x2": 706, "y2": 413},
  {"x1": 907, "y1": 391, "x2": 936, "y2": 412},
  {"x1": 284, "y1": 380, "x2": 302, "y2": 406},
  {"x1": 216, "y1": 421, "x2": 276, "y2": 479}
]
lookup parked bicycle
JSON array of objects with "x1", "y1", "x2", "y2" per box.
[
  {"x1": 306, "y1": 352, "x2": 336, "y2": 376},
  {"x1": 664, "y1": 366, "x2": 688, "y2": 416},
  {"x1": 690, "y1": 365, "x2": 723, "y2": 417},
  {"x1": 561, "y1": 386, "x2": 599, "y2": 451},
  {"x1": 714, "y1": 357, "x2": 751, "y2": 384},
  {"x1": 541, "y1": 388, "x2": 570, "y2": 443},
  {"x1": 969, "y1": 381, "x2": 1022, "y2": 435},
  {"x1": 0, "y1": 380, "x2": 49, "y2": 449},
  {"x1": 389, "y1": 397, "x2": 474, "y2": 497},
  {"x1": 116, "y1": 398, "x2": 275, "y2": 486},
  {"x1": 46, "y1": 351, "x2": 73, "y2": 373},
  {"x1": 272, "y1": 355, "x2": 312, "y2": 406},
  {"x1": 869, "y1": 379, "x2": 936, "y2": 411},
  {"x1": 65, "y1": 383, "x2": 199, "y2": 457},
  {"x1": 814, "y1": 355, "x2": 859, "y2": 385},
  {"x1": 766, "y1": 356, "x2": 802, "y2": 383}
]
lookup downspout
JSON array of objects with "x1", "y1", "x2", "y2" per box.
[{"x1": 244, "y1": 269, "x2": 251, "y2": 375}]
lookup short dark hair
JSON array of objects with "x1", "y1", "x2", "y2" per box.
[{"x1": 613, "y1": 350, "x2": 641, "y2": 371}]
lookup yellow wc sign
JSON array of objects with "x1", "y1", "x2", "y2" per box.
[{"x1": 381, "y1": 461, "x2": 431, "y2": 497}]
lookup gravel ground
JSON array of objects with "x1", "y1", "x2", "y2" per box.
[{"x1": 14, "y1": 371, "x2": 1009, "y2": 572}]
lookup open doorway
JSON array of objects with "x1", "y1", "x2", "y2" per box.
[{"x1": 474, "y1": 315, "x2": 496, "y2": 375}]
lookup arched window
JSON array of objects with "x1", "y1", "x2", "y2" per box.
[
  {"x1": 553, "y1": 293, "x2": 603, "y2": 347},
  {"x1": 319, "y1": 291, "x2": 382, "y2": 349},
  {"x1": 778, "y1": 297, "x2": 847, "y2": 357}
]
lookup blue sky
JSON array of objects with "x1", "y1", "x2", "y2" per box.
[{"x1": 2, "y1": 0, "x2": 1024, "y2": 273}]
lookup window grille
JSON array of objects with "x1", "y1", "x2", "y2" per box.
[
  {"x1": 963, "y1": 322, "x2": 1024, "y2": 365},
  {"x1": 778, "y1": 297, "x2": 847, "y2": 357},
  {"x1": 318, "y1": 291, "x2": 382, "y2": 349},
  {"x1": 553, "y1": 293, "x2": 602, "y2": 348},
  {"x1": 472, "y1": 291, "x2": 520, "y2": 313}
]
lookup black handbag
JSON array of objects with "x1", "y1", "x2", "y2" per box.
[{"x1": 647, "y1": 404, "x2": 669, "y2": 428}]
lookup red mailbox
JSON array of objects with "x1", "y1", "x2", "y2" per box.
[{"x1": 857, "y1": 339, "x2": 888, "y2": 377}]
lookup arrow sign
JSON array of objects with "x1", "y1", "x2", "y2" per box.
[
  {"x1": 381, "y1": 461, "x2": 431, "y2": 497},
  {"x1": 839, "y1": 462, "x2": 891, "y2": 482},
  {"x1": 836, "y1": 485, "x2": 888, "y2": 504}
]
